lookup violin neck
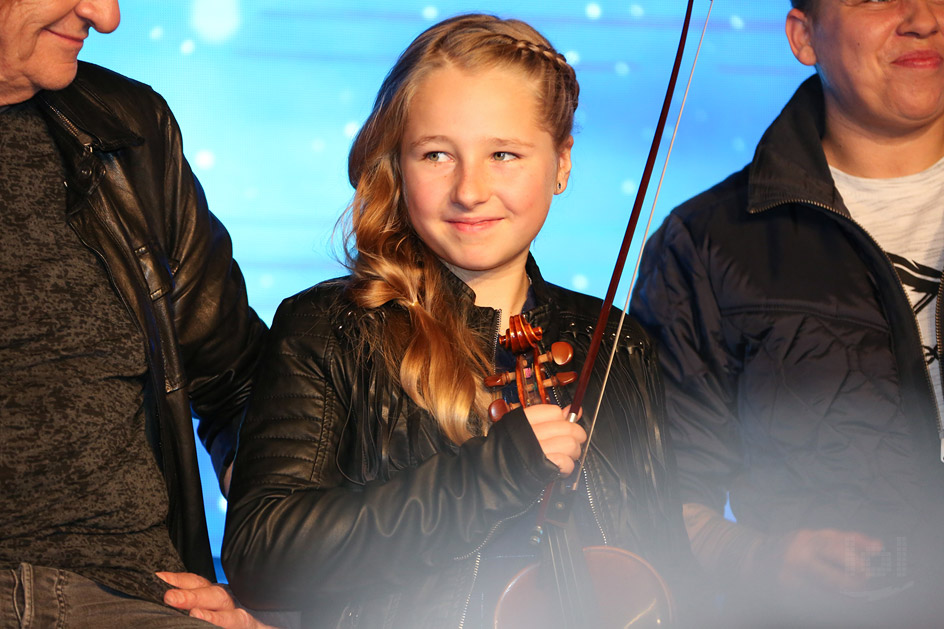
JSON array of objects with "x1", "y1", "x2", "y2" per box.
[
  {"x1": 533, "y1": 482, "x2": 600, "y2": 627},
  {"x1": 541, "y1": 506, "x2": 600, "y2": 627}
]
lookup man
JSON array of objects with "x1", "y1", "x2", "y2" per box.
[
  {"x1": 0, "y1": 1, "x2": 271, "y2": 626},
  {"x1": 631, "y1": 0, "x2": 944, "y2": 626}
]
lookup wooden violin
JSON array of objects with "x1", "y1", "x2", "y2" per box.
[
  {"x1": 485, "y1": 314, "x2": 675, "y2": 629},
  {"x1": 480, "y1": 1, "x2": 719, "y2": 622}
]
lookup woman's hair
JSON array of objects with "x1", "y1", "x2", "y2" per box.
[{"x1": 340, "y1": 14, "x2": 579, "y2": 444}]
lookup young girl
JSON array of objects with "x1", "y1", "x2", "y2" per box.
[{"x1": 222, "y1": 14, "x2": 691, "y2": 628}]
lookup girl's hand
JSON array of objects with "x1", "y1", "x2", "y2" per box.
[{"x1": 523, "y1": 404, "x2": 586, "y2": 476}]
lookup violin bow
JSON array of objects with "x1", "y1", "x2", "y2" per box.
[{"x1": 567, "y1": 0, "x2": 715, "y2": 489}]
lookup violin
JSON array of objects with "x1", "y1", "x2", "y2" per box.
[
  {"x1": 485, "y1": 315, "x2": 674, "y2": 628},
  {"x1": 483, "y1": 1, "x2": 717, "y2": 624}
]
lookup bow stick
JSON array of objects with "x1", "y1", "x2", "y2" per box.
[{"x1": 566, "y1": 0, "x2": 715, "y2": 488}]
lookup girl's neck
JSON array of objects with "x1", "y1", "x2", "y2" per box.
[{"x1": 448, "y1": 263, "x2": 531, "y2": 332}]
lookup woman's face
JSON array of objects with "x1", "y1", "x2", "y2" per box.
[{"x1": 399, "y1": 63, "x2": 572, "y2": 285}]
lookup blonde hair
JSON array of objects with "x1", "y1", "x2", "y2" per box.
[{"x1": 341, "y1": 14, "x2": 579, "y2": 444}]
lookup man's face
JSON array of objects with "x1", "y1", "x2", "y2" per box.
[
  {"x1": 0, "y1": 0, "x2": 120, "y2": 104},
  {"x1": 788, "y1": 1, "x2": 944, "y2": 137}
]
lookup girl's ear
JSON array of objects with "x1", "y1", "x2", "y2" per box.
[{"x1": 555, "y1": 136, "x2": 574, "y2": 194}]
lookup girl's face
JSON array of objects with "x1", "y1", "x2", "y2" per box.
[{"x1": 399, "y1": 63, "x2": 572, "y2": 285}]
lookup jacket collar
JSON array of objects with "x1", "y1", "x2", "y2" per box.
[
  {"x1": 438, "y1": 253, "x2": 556, "y2": 339},
  {"x1": 36, "y1": 62, "x2": 143, "y2": 153},
  {"x1": 747, "y1": 75, "x2": 848, "y2": 217},
  {"x1": 439, "y1": 253, "x2": 554, "y2": 310}
]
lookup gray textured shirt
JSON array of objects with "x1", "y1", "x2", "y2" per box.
[{"x1": 0, "y1": 99, "x2": 185, "y2": 603}]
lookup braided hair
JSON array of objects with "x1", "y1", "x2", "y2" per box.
[{"x1": 340, "y1": 14, "x2": 579, "y2": 444}]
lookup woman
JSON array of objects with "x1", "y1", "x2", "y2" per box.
[{"x1": 223, "y1": 14, "x2": 691, "y2": 628}]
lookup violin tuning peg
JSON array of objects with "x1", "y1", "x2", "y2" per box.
[
  {"x1": 553, "y1": 371, "x2": 577, "y2": 386},
  {"x1": 540, "y1": 341, "x2": 573, "y2": 366},
  {"x1": 488, "y1": 399, "x2": 518, "y2": 422},
  {"x1": 542, "y1": 371, "x2": 576, "y2": 388},
  {"x1": 484, "y1": 372, "x2": 515, "y2": 388}
]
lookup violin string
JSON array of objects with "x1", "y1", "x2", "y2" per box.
[
  {"x1": 572, "y1": 0, "x2": 715, "y2": 490},
  {"x1": 548, "y1": 521, "x2": 576, "y2": 625}
]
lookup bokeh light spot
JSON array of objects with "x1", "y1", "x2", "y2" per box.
[
  {"x1": 194, "y1": 150, "x2": 215, "y2": 170},
  {"x1": 192, "y1": 0, "x2": 241, "y2": 43}
]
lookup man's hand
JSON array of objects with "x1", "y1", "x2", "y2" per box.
[
  {"x1": 683, "y1": 502, "x2": 884, "y2": 595},
  {"x1": 763, "y1": 528, "x2": 884, "y2": 593},
  {"x1": 157, "y1": 572, "x2": 277, "y2": 629}
]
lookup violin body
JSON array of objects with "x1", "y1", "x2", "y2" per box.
[{"x1": 494, "y1": 545, "x2": 674, "y2": 628}]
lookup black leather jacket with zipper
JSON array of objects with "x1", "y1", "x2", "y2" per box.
[
  {"x1": 631, "y1": 76, "x2": 944, "y2": 547},
  {"x1": 35, "y1": 62, "x2": 267, "y2": 580},
  {"x1": 223, "y1": 257, "x2": 691, "y2": 628}
]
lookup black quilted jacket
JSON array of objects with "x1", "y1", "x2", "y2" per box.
[
  {"x1": 223, "y1": 258, "x2": 691, "y2": 628},
  {"x1": 631, "y1": 77, "x2": 944, "y2": 551},
  {"x1": 36, "y1": 62, "x2": 266, "y2": 579}
]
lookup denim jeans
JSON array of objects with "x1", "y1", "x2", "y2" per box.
[{"x1": 0, "y1": 563, "x2": 215, "y2": 629}]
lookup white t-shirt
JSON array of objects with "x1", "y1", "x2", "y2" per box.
[{"x1": 830, "y1": 157, "x2": 944, "y2": 436}]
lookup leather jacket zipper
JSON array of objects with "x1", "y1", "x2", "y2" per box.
[
  {"x1": 489, "y1": 308, "x2": 502, "y2": 366},
  {"x1": 456, "y1": 553, "x2": 482, "y2": 629},
  {"x1": 937, "y1": 271, "x2": 944, "y2": 461},
  {"x1": 583, "y1": 466, "x2": 608, "y2": 546},
  {"x1": 756, "y1": 198, "x2": 944, "y2": 459},
  {"x1": 51, "y1": 98, "x2": 162, "y2": 426},
  {"x1": 457, "y1": 307, "x2": 531, "y2": 629},
  {"x1": 45, "y1": 102, "x2": 94, "y2": 151},
  {"x1": 454, "y1": 492, "x2": 544, "y2": 629}
]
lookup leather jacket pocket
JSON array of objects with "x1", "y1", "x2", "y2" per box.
[{"x1": 133, "y1": 240, "x2": 174, "y2": 301}]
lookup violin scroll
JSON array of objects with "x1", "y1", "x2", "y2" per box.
[
  {"x1": 497, "y1": 315, "x2": 544, "y2": 354},
  {"x1": 485, "y1": 316, "x2": 576, "y2": 422}
]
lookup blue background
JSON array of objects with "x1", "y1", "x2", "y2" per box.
[{"x1": 79, "y1": 0, "x2": 812, "y2": 570}]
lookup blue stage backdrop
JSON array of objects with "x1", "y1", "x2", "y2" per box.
[{"x1": 79, "y1": 1, "x2": 812, "y2": 569}]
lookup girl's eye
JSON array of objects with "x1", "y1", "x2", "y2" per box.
[
  {"x1": 424, "y1": 151, "x2": 447, "y2": 162},
  {"x1": 493, "y1": 152, "x2": 518, "y2": 161}
]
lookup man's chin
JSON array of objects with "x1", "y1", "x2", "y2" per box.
[
  {"x1": 29, "y1": 59, "x2": 81, "y2": 94},
  {"x1": 43, "y1": 64, "x2": 80, "y2": 92}
]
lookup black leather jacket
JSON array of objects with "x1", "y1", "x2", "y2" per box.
[
  {"x1": 35, "y1": 62, "x2": 267, "y2": 579},
  {"x1": 632, "y1": 76, "x2": 944, "y2": 555},
  {"x1": 224, "y1": 258, "x2": 691, "y2": 628}
]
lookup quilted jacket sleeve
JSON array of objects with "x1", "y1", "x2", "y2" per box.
[
  {"x1": 222, "y1": 287, "x2": 560, "y2": 610},
  {"x1": 630, "y1": 212, "x2": 742, "y2": 515}
]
